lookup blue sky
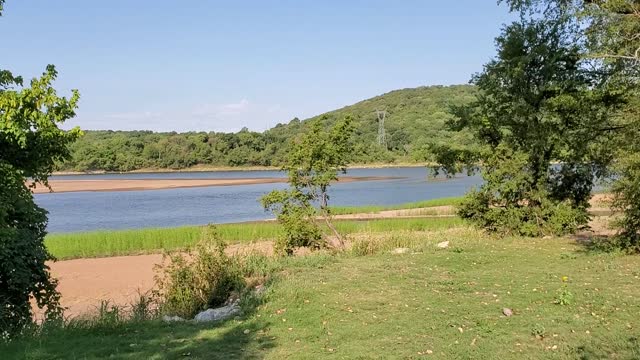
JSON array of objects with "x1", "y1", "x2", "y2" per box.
[{"x1": 0, "y1": 1, "x2": 512, "y2": 132}]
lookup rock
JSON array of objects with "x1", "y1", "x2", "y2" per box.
[
  {"x1": 502, "y1": 308, "x2": 513, "y2": 317},
  {"x1": 162, "y1": 315, "x2": 185, "y2": 323},
  {"x1": 391, "y1": 247, "x2": 410, "y2": 254},
  {"x1": 437, "y1": 241, "x2": 450, "y2": 249},
  {"x1": 194, "y1": 301, "x2": 241, "y2": 322}
]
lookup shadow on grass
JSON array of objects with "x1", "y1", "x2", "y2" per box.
[
  {"x1": 572, "y1": 233, "x2": 623, "y2": 254},
  {"x1": 4, "y1": 317, "x2": 275, "y2": 359},
  {"x1": 575, "y1": 336, "x2": 640, "y2": 359},
  {"x1": 4, "y1": 291, "x2": 275, "y2": 360}
]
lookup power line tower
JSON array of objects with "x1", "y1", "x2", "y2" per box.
[{"x1": 375, "y1": 109, "x2": 387, "y2": 147}]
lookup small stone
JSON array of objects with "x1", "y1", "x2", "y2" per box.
[
  {"x1": 437, "y1": 241, "x2": 450, "y2": 249},
  {"x1": 502, "y1": 308, "x2": 514, "y2": 317},
  {"x1": 426, "y1": 350, "x2": 433, "y2": 355},
  {"x1": 243, "y1": 329, "x2": 251, "y2": 335},
  {"x1": 392, "y1": 247, "x2": 410, "y2": 254},
  {"x1": 194, "y1": 301, "x2": 241, "y2": 322}
]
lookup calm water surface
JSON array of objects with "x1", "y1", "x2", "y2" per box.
[{"x1": 36, "y1": 167, "x2": 481, "y2": 233}]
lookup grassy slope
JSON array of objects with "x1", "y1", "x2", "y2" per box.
[
  {"x1": 46, "y1": 217, "x2": 464, "y2": 260},
  {"x1": 7, "y1": 230, "x2": 640, "y2": 359}
]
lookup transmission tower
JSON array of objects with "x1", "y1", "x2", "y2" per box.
[{"x1": 376, "y1": 109, "x2": 387, "y2": 147}]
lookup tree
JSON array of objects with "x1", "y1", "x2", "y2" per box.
[
  {"x1": 261, "y1": 117, "x2": 354, "y2": 255},
  {"x1": 434, "y1": 7, "x2": 626, "y2": 236},
  {"x1": 1, "y1": 1, "x2": 81, "y2": 335},
  {"x1": 502, "y1": 0, "x2": 640, "y2": 249}
]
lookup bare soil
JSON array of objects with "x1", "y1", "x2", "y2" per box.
[{"x1": 49, "y1": 242, "x2": 274, "y2": 318}]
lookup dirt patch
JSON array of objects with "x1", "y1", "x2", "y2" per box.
[
  {"x1": 49, "y1": 241, "x2": 274, "y2": 318},
  {"x1": 32, "y1": 176, "x2": 402, "y2": 194}
]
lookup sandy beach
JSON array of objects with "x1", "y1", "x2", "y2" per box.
[{"x1": 32, "y1": 176, "x2": 401, "y2": 194}]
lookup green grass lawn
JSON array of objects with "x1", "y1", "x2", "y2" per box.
[
  {"x1": 9, "y1": 229, "x2": 640, "y2": 359},
  {"x1": 329, "y1": 196, "x2": 463, "y2": 215},
  {"x1": 45, "y1": 217, "x2": 464, "y2": 260}
]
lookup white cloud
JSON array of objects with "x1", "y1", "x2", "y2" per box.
[
  {"x1": 68, "y1": 99, "x2": 295, "y2": 132},
  {"x1": 105, "y1": 111, "x2": 163, "y2": 121},
  {"x1": 192, "y1": 99, "x2": 250, "y2": 117},
  {"x1": 219, "y1": 99, "x2": 250, "y2": 114}
]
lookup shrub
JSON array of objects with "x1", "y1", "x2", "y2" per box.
[
  {"x1": 456, "y1": 146, "x2": 590, "y2": 237},
  {"x1": 153, "y1": 225, "x2": 244, "y2": 318},
  {"x1": 0, "y1": 169, "x2": 63, "y2": 338},
  {"x1": 262, "y1": 189, "x2": 323, "y2": 255}
]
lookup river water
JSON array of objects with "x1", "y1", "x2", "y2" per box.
[{"x1": 35, "y1": 167, "x2": 482, "y2": 233}]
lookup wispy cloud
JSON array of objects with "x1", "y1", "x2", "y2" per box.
[
  {"x1": 192, "y1": 99, "x2": 251, "y2": 117},
  {"x1": 105, "y1": 111, "x2": 163, "y2": 121},
  {"x1": 70, "y1": 99, "x2": 294, "y2": 132}
]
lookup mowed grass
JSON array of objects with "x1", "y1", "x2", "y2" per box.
[
  {"x1": 8, "y1": 230, "x2": 640, "y2": 359},
  {"x1": 45, "y1": 217, "x2": 464, "y2": 260},
  {"x1": 329, "y1": 196, "x2": 463, "y2": 215}
]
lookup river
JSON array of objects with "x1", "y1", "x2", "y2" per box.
[{"x1": 35, "y1": 167, "x2": 482, "y2": 233}]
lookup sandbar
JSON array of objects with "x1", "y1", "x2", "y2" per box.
[{"x1": 32, "y1": 176, "x2": 402, "y2": 194}]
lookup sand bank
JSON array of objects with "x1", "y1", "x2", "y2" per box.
[{"x1": 33, "y1": 176, "x2": 401, "y2": 194}]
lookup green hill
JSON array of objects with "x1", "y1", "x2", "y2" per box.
[{"x1": 61, "y1": 85, "x2": 476, "y2": 172}]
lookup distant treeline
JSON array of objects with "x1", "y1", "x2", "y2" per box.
[{"x1": 61, "y1": 85, "x2": 476, "y2": 172}]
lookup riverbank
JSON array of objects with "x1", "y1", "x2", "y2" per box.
[
  {"x1": 33, "y1": 175, "x2": 401, "y2": 194},
  {"x1": 29, "y1": 194, "x2": 618, "y2": 339},
  {"x1": 47, "y1": 217, "x2": 464, "y2": 317},
  {"x1": 45, "y1": 217, "x2": 464, "y2": 260},
  {"x1": 44, "y1": 195, "x2": 612, "y2": 260}
]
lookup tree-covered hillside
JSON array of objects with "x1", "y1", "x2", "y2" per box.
[{"x1": 61, "y1": 85, "x2": 476, "y2": 172}]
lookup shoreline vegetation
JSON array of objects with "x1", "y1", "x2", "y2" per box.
[
  {"x1": 43, "y1": 194, "x2": 611, "y2": 260},
  {"x1": 51, "y1": 162, "x2": 431, "y2": 176},
  {"x1": 32, "y1": 175, "x2": 402, "y2": 194},
  {"x1": 45, "y1": 196, "x2": 465, "y2": 260}
]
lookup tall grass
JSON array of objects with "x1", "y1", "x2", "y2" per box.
[
  {"x1": 329, "y1": 196, "x2": 463, "y2": 215},
  {"x1": 45, "y1": 217, "x2": 464, "y2": 260}
]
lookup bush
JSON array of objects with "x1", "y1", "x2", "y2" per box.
[
  {"x1": 459, "y1": 188, "x2": 588, "y2": 237},
  {"x1": 261, "y1": 189, "x2": 323, "y2": 256},
  {"x1": 153, "y1": 226, "x2": 244, "y2": 318},
  {"x1": 456, "y1": 145, "x2": 590, "y2": 237}
]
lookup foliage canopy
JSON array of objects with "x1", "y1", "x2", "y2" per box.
[
  {"x1": 435, "y1": 2, "x2": 627, "y2": 236},
  {"x1": 1, "y1": 1, "x2": 81, "y2": 336}
]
